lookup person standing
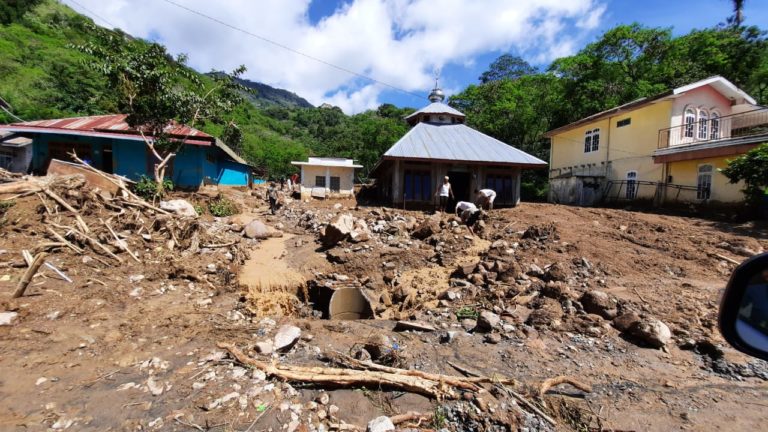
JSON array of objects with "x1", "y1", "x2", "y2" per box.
[
  {"x1": 266, "y1": 182, "x2": 279, "y2": 215},
  {"x1": 475, "y1": 188, "x2": 497, "y2": 210},
  {"x1": 435, "y1": 176, "x2": 453, "y2": 213},
  {"x1": 279, "y1": 177, "x2": 286, "y2": 191}
]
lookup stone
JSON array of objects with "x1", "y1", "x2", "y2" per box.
[
  {"x1": 367, "y1": 416, "x2": 395, "y2": 432},
  {"x1": 273, "y1": 325, "x2": 302, "y2": 352},
  {"x1": 476, "y1": 311, "x2": 501, "y2": 332},
  {"x1": 440, "y1": 331, "x2": 460, "y2": 344},
  {"x1": 254, "y1": 341, "x2": 274, "y2": 355},
  {"x1": 541, "y1": 281, "x2": 570, "y2": 299},
  {"x1": 364, "y1": 334, "x2": 392, "y2": 360},
  {"x1": 527, "y1": 264, "x2": 545, "y2": 277},
  {"x1": 147, "y1": 377, "x2": 164, "y2": 396},
  {"x1": 628, "y1": 318, "x2": 672, "y2": 348},
  {"x1": 484, "y1": 333, "x2": 502, "y2": 344},
  {"x1": 526, "y1": 298, "x2": 565, "y2": 328},
  {"x1": 580, "y1": 290, "x2": 618, "y2": 319},
  {"x1": 394, "y1": 320, "x2": 435, "y2": 332},
  {"x1": 460, "y1": 319, "x2": 477, "y2": 332},
  {"x1": 543, "y1": 262, "x2": 569, "y2": 282},
  {"x1": 0, "y1": 311, "x2": 18, "y2": 326},
  {"x1": 244, "y1": 220, "x2": 270, "y2": 239},
  {"x1": 321, "y1": 214, "x2": 356, "y2": 247},
  {"x1": 612, "y1": 311, "x2": 642, "y2": 332},
  {"x1": 411, "y1": 214, "x2": 442, "y2": 240},
  {"x1": 159, "y1": 199, "x2": 198, "y2": 217},
  {"x1": 316, "y1": 392, "x2": 330, "y2": 405}
]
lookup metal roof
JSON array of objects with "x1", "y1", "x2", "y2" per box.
[
  {"x1": 291, "y1": 157, "x2": 363, "y2": 168},
  {"x1": 1, "y1": 114, "x2": 214, "y2": 146},
  {"x1": 214, "y1": 138, "x2": 250, "y2": 166},
  {"x1": 404, "y1": 102, "x2": 465, "y2": 120},
  {"x1": 383, "y1": 122, "x2": 547, "y2": 166}
]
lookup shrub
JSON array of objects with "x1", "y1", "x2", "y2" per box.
[
  {"x1": 208, "y1": 197, "x2": 239, "y2": 217},
  {"x1": 133, "y1": 175, "x2": 174, "y2": 201},
  {"x1": 721, "y1": 143, "x2": 768, "y2": 207}
]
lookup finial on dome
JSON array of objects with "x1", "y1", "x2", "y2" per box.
[{"x1": 428, "y1": 81, "x2": 445, "y2": 103}]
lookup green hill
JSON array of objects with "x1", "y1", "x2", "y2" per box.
[{"x1": 0, "y1": 0, "x2": 413, "y2": 177}]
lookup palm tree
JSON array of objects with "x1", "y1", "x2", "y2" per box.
[{"x1": 731, "y1": 0, "x2": 745, "y2": 26}]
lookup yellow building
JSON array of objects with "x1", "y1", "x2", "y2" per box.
[{"x1": 545, "y1": 76, "x2": 768, "y2": 206}]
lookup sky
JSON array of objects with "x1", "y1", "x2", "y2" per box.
[{"x1": 63, "y1": 0, "x2": 768, "y2": 113}]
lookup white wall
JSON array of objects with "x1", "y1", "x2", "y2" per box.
[{"x1": 299, "y1": 165, "x2": 355, "y2": 198}]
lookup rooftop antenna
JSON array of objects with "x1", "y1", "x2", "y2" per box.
[{"x1": 432, "y1": 68, "x2": 441, "y2": 90}]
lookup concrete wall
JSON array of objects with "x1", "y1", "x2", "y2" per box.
[
  {"x1": 666, "y1": 155, "x2": 745, "y2": 203},
  {"x1": 670, "y1": 85, "x2": 733, "y2": 129},
  {"x1": 299, "y1": 165, "x2": 356, "y2": 198},
  {"x1": 550, "y1": 117, "x2": 610, "y2": 173}
]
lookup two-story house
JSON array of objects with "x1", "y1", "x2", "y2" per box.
[{"x1": 545, "y1": 76, "x2": 768, "y2": 206}]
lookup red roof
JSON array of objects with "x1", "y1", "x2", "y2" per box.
[{"x1": 1, "y1": 114, "x2": 214, "y2": 146}]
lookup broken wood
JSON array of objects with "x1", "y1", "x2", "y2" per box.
[
  {"x1": 43, "y1": 188, "x2": 90, "y2": 234},
  {"x1": 102, "y1": 219, "x2": 140, "y2": 262},
  {"x1": 13, "y1": 252, "x2": 48, "y2": 298},
  {"x1": 46, "y1": 228, "x2": 84, "y2": 254},
  {"x1": 391, "y1": 411, "x2": 433, "y2": 426},
  {"x1": 709, "y1": 252, "x2": 741, "y2": 265},
  {"x1": 538, "y1": 375, "x2": 592, "y2": 396},
  {"x1": 219, "y1": 342, "x2": 484, "y2": 399}
]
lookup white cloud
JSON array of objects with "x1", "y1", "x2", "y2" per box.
[{"x1": 63, "y1": 0, "x2": 605, "y2": 113}]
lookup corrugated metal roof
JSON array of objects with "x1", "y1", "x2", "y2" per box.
[
  {"x1": 383, "y1": 122, "x2": 547, "y2": 166},
  {"x1": 214, "y1": 138, "x2": 250, "y2": 166},
  {"x1": 404, "y1": 102, "x2": 465, "y2": 120},
  {"x1": 2, "y1": 114, "x2": 214, "y2": 146}
]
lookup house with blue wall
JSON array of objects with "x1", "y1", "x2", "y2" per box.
[{"x1": 0, "y1": 114, "x2": 253, "y2": 188}]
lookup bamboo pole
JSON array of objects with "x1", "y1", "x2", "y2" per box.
[{"x1": 13, "y1": 252, "x2": 48, "y2": 298}]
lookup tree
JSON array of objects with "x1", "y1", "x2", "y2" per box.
[
  {"x1": 0, "y1": 0, "x2": 43, "y2": 24},
  {"x1": 721, "y1": 143, "x2": 768, "y2": 206},
  {"x1": 75, "y1": 32, "x2": 245, "y2": 192},
  {"x1": 221, "y1": 121, "x2": 243, "y2": 154},
  {"x1": 479, "y1": 54, "x2": 537, "y2": 83}
]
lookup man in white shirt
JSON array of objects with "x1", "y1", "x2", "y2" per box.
[
  {"x1": 435, "y1": 176, "x2": 454, "y2": 213},
  {"x1": 475, "y1": 188, "x2": 497, "y2": 210},
  {"x1": 455, "y1": 201, "x2": 481, "y2": 235}
]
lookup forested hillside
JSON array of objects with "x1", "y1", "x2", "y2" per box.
[{"x1": 0, "y1": 0, "x2": 765, "y2": 199}]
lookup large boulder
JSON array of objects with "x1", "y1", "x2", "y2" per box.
[
  {"x1": 411, "y1": 214, "x2": 442, "y2": 240},
  {"x1": 476, "y1": 310, "x2": 501, "y2": 332},
  {"x1": 321, "y1": 213, "x2": 356, "y2": 247},
  {"x1": 160, "y1": 199, "x2": 197, "y2": 217},
  {"x1": 244, "y1": 220, "x2": 270, "y2": 239},
  {"x1": 612, "y1": 311, "x2": 642, "y2": 332},
  {"x1": 580, "y1": 290, "x2": 618, "y2": 319},
  {"x1": 628, "y1": 318, "x2": 671, "y2": 348}
]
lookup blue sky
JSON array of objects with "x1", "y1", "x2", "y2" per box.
[{"x1": 66, "y1": 0, "x2": 767, "y2": 113}]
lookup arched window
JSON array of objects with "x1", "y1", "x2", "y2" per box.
[
  {"x1": 584, "y1": 130, "x2": 592, "y2": 153},
  {"x1": 591, "y1": 129, "x2": 600, "y2": 152},
  {"x1": 683, "y1": 108, "x2": 696, "y2": 138},
  {"x1": 626, "y1": 171, "x2": 638, "y2": 199},
  {"x1": 697, "y1": 164, "x2": 713, "y2": 200},
  {"x1": 710, "y1": 112, "x2": 720, "y2": 139},
  {"x1": 698, "y1": 109, "x2": 709, "y2": 139}
]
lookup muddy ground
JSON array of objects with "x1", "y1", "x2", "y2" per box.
[{"x1": 1, "y1": 184, "x2": 768, "y2": 432}]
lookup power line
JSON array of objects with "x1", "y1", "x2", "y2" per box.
[
  {"x1": 67, "y1": 0, "x2": 118, "y2": 29},
  {"x1": 159, "y1": 0, "x2": 426, "y2": 101}
]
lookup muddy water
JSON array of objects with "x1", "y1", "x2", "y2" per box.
[{"x1": 239, "y1": 232, "x2": 305, "y2": 290}]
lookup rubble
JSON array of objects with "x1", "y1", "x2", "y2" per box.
[
  {"x1": 273, "y1": 325, "x2": 302, "y2": 351},
  {"x1": 159, "y1": 199, "x2": 197, "y2": 217},
  {"x1": 367, "y1": 416, "x2": 395, "y2": 432}
]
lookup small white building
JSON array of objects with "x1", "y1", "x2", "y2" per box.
[{"x1": 290, "y1": 157, "x2": 362, "y2": 199}]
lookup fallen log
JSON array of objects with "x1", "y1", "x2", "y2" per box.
[
  {"x1": 13, "y1": 252, "x2": 48, "y2": 298},
  {"x1": 219, "y1": 342, "x2": 483, "y2": 399}
]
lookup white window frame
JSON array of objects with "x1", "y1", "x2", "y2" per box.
[
  {"x1": 626, "y1": 170, "x2": 638, "y2": 199},
  {"x1": 591, "y1": 128, "x2": 600, "y2": 152},
  {"x1": 697, "y1": 109, "x2": 709, "y2": 140},
  {"x1": 696, "y1": 164, "x2": 713, "y2": 200},
  {"x1": 710, "y1": 111, "x2": 720, "y2": 140},
  {"x1": 683, "y1": 107, "x2": 696, "y2": 139},
  {"x1": 584, "y1": 130, "x2": 592, "y2": 153}
]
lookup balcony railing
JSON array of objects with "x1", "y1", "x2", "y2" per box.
[{"x1": 658, "y1": 107, "x2": 768, "y2": 149}]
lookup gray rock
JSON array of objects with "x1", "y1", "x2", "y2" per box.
[
  {"x1": 460, "y1": 318, "x2": 477, "y2": 332},
  {"x1": 160, "y1": 199, "x2": 198, "y2": 217},
  {"x1": 484, "y1": 333, "x2": 502, "y2": 344},
  {"x1": 440, "y1": 331, "x2": 459, "y2": 344},
  {"x1": 629, "y1": 318, "x2": 671, "y2": 348},
  {"x1": 367, "y1": 416, "x2": 395, "y2": 432},
  {"x1": 476, "y1": 310, "x2": 501, "y2": 332},
  {"x1": 244, "y1": 220, "x2": 270, "y2": 239},
  {"x1": 0, "y1": 312, "x2": 18, "y2": 326},
  {"x1": 321, "y1": 214, "x2": 356, "y2": 247},
  {"x1": 394, "y1": 320, "x2": 435, "y2": 332},
  {"x1": 580, "y1": 290, "x2": 618, "y2": 319},
  {"x1": 613, "y1": 311, "x2": 641, "y2": 332},
  {"x1": 273, "y1": 325, "x2": 302, "y2": 351},
  {"x1": 254, "y1": 341, "x2": 274, "y2": 355}
]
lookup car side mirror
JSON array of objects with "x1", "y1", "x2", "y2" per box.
[{"x1": 719, "y1": 253, "x2": 768, "y2": 361}]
